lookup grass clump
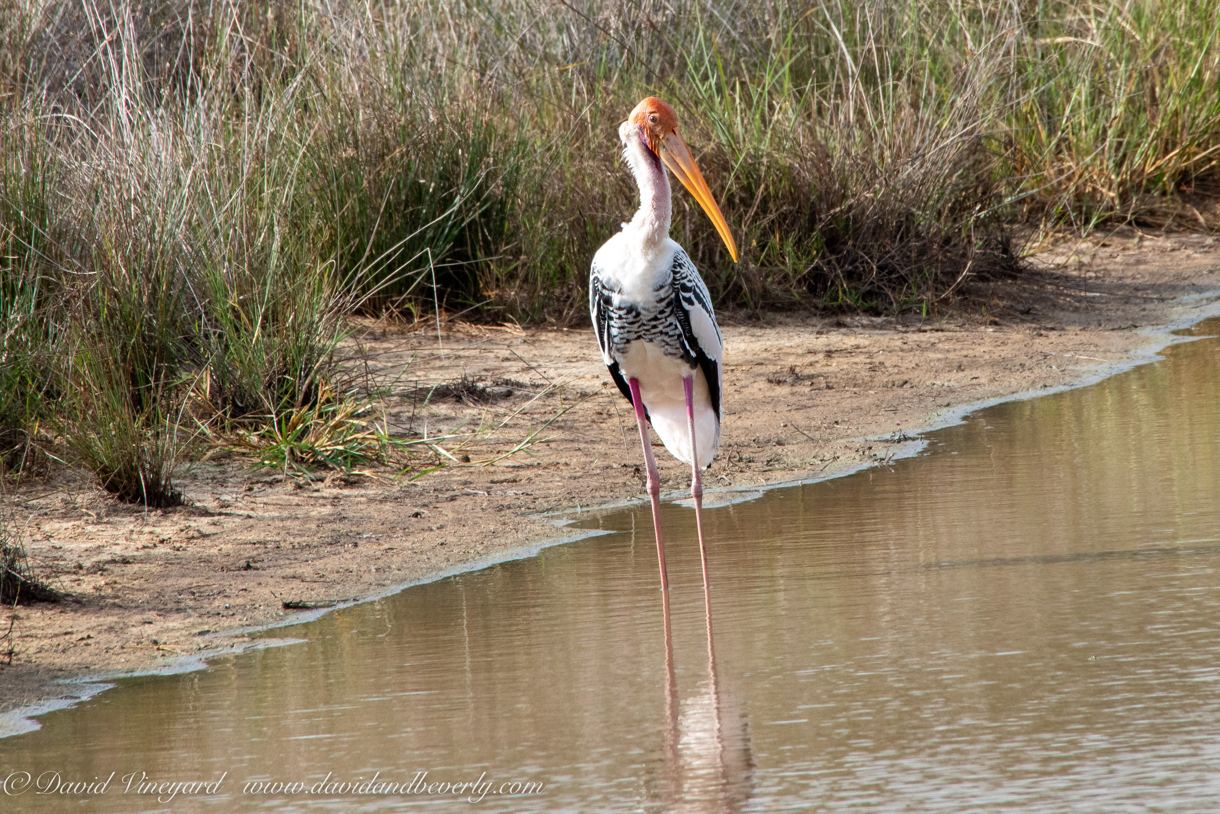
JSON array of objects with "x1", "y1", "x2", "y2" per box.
[
  {"x1": 1003, "y1": 1, "x2": 1220, "y2": 230},
  {"x1": 59, "y1": 342, "x2": 186, "y2": 507},
  {"x1": 0, "y1": 0, "x2": 418, "y2": 500},
  {"x1": 0, "y1": 105, "x2": 60, "y2": 474},
  {"x1": 234, "y1": 388, "x2": 426, "y2": 481},
  {"x1": 2, "y1": 540, "x2": 58, "y2": 605},
  {"x1": 1, "y1": 499, "x2": 58, "y2": 605}
]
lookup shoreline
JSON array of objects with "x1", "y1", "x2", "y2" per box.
[{"x1": 3, "y1": 231, "x2": 1219, "y2": 736}]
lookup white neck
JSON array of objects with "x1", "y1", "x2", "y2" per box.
[{"x1": 619, "y1": 121, "x2": 672, "y2": 253}]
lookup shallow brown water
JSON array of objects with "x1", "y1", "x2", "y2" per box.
[{"x1": 3, "y1": 321, "x2": 1220, "y2": 812}]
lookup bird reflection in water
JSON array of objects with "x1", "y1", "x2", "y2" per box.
[{"x1": 646, "y1": 587, "x2": 754, "y2": 813}]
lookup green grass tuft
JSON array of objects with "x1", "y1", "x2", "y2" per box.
[{"x1": 1, "y1": 494, "x2": 58, "y2": 605}]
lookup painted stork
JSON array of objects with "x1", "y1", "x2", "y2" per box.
[{"x1": 589, "y1": 97, "x2": 738, "y2": 593}]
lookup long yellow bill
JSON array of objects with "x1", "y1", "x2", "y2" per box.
[{"x1": 657, "y1": 132, "x2": 739, "y2": 262}]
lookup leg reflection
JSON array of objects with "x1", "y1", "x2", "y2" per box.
[{"x1": 654, "y1": 584, "x2": 754, "y2": 812}]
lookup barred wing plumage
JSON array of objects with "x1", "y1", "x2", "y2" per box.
[
  {"x1": 589, "y1": 261, "x2": 636, "y2": 408},
  {"x1": 590, "y1": 249, "x2": 722, "y2": 428},
  {"x1": 668, "y1": 249, "x2": 722, "y2": 421}
]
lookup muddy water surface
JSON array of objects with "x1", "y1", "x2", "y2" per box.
[{"x1": 3, "y1": 321, "x2": 1220, "y2": 812}]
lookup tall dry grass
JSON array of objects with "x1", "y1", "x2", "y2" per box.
[{"x1": 1, "y1": 0, "x2": 1218, "y2": 500}]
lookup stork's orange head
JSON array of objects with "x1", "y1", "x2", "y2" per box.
[
  {"x1": 628, "y1": 97, "x2": 680, "y2": 154},
  {"x1": 624, "y1": 96, "x2": 738, "y2": 262}
]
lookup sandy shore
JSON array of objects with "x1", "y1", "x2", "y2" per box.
[{"x1": 2, "y1": 230, "x2": 1218, "y2": 731}]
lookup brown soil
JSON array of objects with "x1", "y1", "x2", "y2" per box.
[{"x1": 3, "y1": 229, "x2": 1219, "y2": 729}]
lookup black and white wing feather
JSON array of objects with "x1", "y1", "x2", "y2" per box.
[
  {"x1": 589, "y1": 261, "x2": 637, "y2": 407},
  {"x1": 590, "y1": 250, "x2": 723, "y2": 420},
  {"x1": 669, "y1": 249, "x2": 723, "y2": 420}
]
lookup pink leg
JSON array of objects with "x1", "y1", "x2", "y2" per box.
[
  {"x1": 629, "y1": 377, "x2": 669, "y2": 592},
  {"x1": 684, "y1": 375, "x2": 711, "y2": 593}
]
